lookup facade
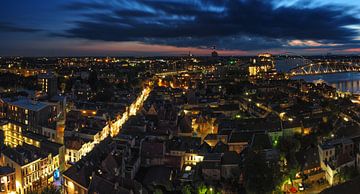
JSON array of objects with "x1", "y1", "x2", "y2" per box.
[
  {"x1": 0, "y1": 166, "x2": 16, "y2": 193},
  {"x1": 0, "y1": 98, "x2": 54, "y2": 133},
  {"x1": 318, "y1": 138, "x2": 355, "y2": 185},
  {"x1": 227, "y1": 132, "x2": 252, "y2": 154},
  {"x1": 1, "y1": 143, "x2": 63, "y2": 194},
  {"x1": 65, "y1": 137, "x2": 94, "y2": 163},
  {"x1": 221, "y1": 151, "x2": 240, "y2": 180},
  {"x1": 38, "y1": 73, "x2": 58, "y2": 98},
  {"x1": 201, "y1": 153, "x2": 222, "y2": 181},
  {"x1": 248, "y1": 53, "x2": 275, "y2": 76}
]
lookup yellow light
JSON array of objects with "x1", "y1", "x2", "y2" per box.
[
  {"x1": 280, "y1": 112, "x2": 285, "y2": 117},
  {"x1": 68, "y1": 181, "x2": 75, "y2": 189},
  {"x1": 185, "y1": 166, "x2": 192, "y2": 171},
  {"x1": 16, "y1": 181, "x2": 21, "y2": 188}
]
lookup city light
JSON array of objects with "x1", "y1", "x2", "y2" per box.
[{"x1": 0, "y1": 1, "x2": 359, "y2": 193}]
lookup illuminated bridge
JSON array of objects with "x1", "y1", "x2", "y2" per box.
[{"x1": 288, "y1": 62, "x2": 360, "y2": 76}]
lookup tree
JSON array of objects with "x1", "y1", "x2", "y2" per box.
[
  {"x1": 197, "y1": 182, "x2": 208, "y2": 194},
  {"x1": 278, "y1": 137, "x2": 300, "y2": 169},
  {"x1": 338, "y1": 166, "x2": 359, "y2": 183},
  {"x1": 154, "y1": 188, "x2": 163, "y2": 194},
  {"x1": 182, "y1": 184, "x2": 193, "y2": 194},
  {"x1": 244, "y1": 150, "x2": 280, "y2": 194},
  {"x1": 277, "y1": 137, "x2": 301, "y2": 186}
]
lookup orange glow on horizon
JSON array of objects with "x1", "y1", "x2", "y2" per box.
[
  {"x1": 74, "y1": 41, "x2": 249, "y2": 56},
  {"x1": 343, "y1": 48, "x2": 360, "y2": 53}
]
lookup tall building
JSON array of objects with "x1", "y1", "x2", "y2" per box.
[{"x1": 38, "y1": 73, "x2": 58, "y2": 98}]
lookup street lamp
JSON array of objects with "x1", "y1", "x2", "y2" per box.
[{"x1": 209, "y1": 187, "x2": 213, "y2": 193}]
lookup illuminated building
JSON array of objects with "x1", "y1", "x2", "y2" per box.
[
  {"x1": 0, "y1": 68, "x2": 46, "y2": 77},
  {"x1": 2, "y1": 141, "x2": 64, "y2": 194},
  {"x1": 191, "y1": 115, "x2": 218, "y2": 139},
  {"x1": 37, "y1": 73, "x2": 58, "y2": 98},
  {"x1": 0, "y1": 166, "x2": 16, "y2": 193},
  {"x1": 318, "y1": 138, "x2": 355, "y2": 185},
  {"x1": 168, "y1": 136, "x2": 205, "y2": 166},
  {"x1": 0, "y1": 98, "x2": 55, "y2": 133},
  {"x1": 64, "y1": 137, "x2": 94, "y2": 163},
  {"x1": 1, "y1": 121, "x2": 24, "y2": 148},
  {"x1": 248, "y1": 53, "x2": 275, "y2": 76}
]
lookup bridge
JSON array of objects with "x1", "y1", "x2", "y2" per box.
[{"x1": 288, "y1": 62, "x2": 360, "y2": 76}]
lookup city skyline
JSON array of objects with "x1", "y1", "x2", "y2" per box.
[{"x1": 0, "y1": 0, "x2": 360, "y2": 56}]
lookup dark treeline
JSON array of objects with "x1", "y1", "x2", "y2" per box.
[{"x1": 0, "y1": 72, "x2": 37, "y2": 90}]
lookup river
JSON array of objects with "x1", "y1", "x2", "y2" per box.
[{"x1": 292, "y1": 72, "x2": 360, "y2": 94}]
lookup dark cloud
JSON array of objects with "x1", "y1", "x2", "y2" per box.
[
  {"x1": 61, "y1": 2, "x2": 109, "y2": 11},
  {"x1": 0, "y1": 22, "x2": 41, "y2": 33},
  {"x1": 59, "y1": 0, "x2": 360, "y2": 50}
]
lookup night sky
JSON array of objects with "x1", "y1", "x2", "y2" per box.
[{"x1": 0, "y1": 0, "x2": 359, "y2": 56}]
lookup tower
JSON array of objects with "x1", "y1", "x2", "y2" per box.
[{"x1": 211, "y1": 46, "x2": 218, "y2": 57}]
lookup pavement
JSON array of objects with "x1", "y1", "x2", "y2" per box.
[{"x1": 298, "y1": 182, "x2": 330, "y2": 194}]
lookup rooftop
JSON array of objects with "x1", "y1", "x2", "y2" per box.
[
  {"x1": 0, "y1": 166, "x2": 14, "y2": 176},
  {"x1": 7, "y1": 98, "x2": 48, "y2": 111}
]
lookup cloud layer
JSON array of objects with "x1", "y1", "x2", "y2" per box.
[
  {"x1": 0, "y1": 22, "x2": 41, "y2": 33},
  {"x1": 59, "y1": 0, "x2": 360, "y2": 52}
]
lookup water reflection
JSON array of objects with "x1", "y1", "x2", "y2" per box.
[
  {"x1": 293, "y1": 72, "x2": 360, "y2": 94},
  {"x1": 328, "y1": 80, "x2": 360, "y2": 93}
]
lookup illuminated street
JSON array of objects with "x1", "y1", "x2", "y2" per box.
[
  {"x1": 1, "y1": 0, "x2": 360, "y2": 193},
  {"x1": 110, "y1": 84, "x2": 152, "y2": 137}
]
